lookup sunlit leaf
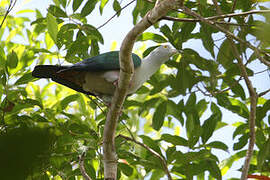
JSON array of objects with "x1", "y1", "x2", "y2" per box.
[
  {"x1": 137, "y1": 32, "x2": 167, "y2": 43},
  {"x1": 46, "y1": 13, "x2": 58, "y2": 43},
  {"x1": 60, "y1": 94, "x2": 79, "y2": 110},
  {"x1": 7, "y1": 51, "x2": 18, "y2": 69},
  {"x1": 100, "y1": 0, "x2": 109, "y2": 14}
]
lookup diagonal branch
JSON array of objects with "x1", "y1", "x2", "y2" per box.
[
  {"x1": 162, "y1": 9, "x2": 270, "y2": 24},
  {"x1": 180, "y1": 6, "x2": 270, "y2": 68},
  {"x1": 0, "y1": 0, "x2": 17, "y2": 30},
  {"x1": 118, "y1": 134, "x2": 172, "y2": 180},
  {"x1": 97, "y1": 0, "x2": 136, "y2": 30},
  {"x1": 78, "y1": 151, "x2": 92, "y2": 180},
  {"x1": 162, "y1": 16, "x2": 251, "y2": 26},
  {"x1": 102, "y1": 0, "x2": 183, "y2": 179}
]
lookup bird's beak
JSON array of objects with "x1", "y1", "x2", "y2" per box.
[
  {"x1": 177, "y1": 49, "x2": 183, "y2": 54},
  {"x1": 171, "y1": 49, "x2": 183, "y2": 55}
]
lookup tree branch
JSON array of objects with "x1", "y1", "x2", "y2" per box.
[
  {"x1": 258, "y1": 88, "x2": 270, "y2": 97},
  {"x1": 180, "y1": 6, "x2": 270, "y2": 68},
  {"x1": 162, "y1": 16, "x2": 251, "y2": 26},
  {"x1": 97, "y1": 0, "x2": 136, "y2": 30},
  {"x1": 0, "y1": 0, "x2": 17, "y2": 30},
  {"x1": 232, "y1": 41, "x2": 257, "y2": 180},
  {"x1": 102, "y1": 0, "x2": 183, "y2": 179},
  {"x1": 211, "y1": 2, "x2": 257, "y2": 179},
  {"x1": 118, "y1": 134, "x2": 172, "y2": 180},
  {"x1": 78, "y1": 152, "x2": 92, "y2": 180},
  {"x1": 162, "y1": 9, "x2": 270, "y2": 24}
]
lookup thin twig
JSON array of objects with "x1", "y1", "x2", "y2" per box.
[
  {"x1": 78, "y1": 152, "x2": 92, "y2": 180},
  {"x1": 118, "y1": 134, "x2": 172, "y2": 180},
  {"x1": 162, "y1": 16, "x2": 251, "y2": 26},
  {"x1": 180, "y1": 6, "x2": 270, "y2": 67},
  {"x1": 97, "y1": 0, "x2": 136, "y2": 29},
  {"x1": 120, "y1": 120, "x2": 136, "y2": 141},
  {"x1": 258, "y1": 88, "x2": 270, "y2": 97},
  {"x1": 228, "y1": 0, "x2": 238, "y2": 22},
  {"x1": 212, "y1": 0, "x2": 223, "y2": 15},
  {"x1": 162, "y1": 9, "x2": 270, "y2": 24},
  {"x1": 0, "y1": 0, "x2": 17, "y2": 30},
  {"x1": 229, "y1": 38, "x2": 257, "y2": 180}
]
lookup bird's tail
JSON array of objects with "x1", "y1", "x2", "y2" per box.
[
  {"x1": 32, "y1": 65, "x2": 94, "y2": 96},
  {"x1": 32, "y1": 65, "x2": 68, "y2": 78}
]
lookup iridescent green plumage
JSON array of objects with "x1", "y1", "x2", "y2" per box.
[{"x1": 69, "y1": 51, "x2": 141, "y2": 71}]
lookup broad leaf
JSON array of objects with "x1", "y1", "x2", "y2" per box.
[{"x1": 152, "y1": 101, "x2": 167, "y2": 131}]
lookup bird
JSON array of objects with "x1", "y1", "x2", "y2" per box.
[{"x1": 32, "y1": 45, "x2": 179, "y2": 103}]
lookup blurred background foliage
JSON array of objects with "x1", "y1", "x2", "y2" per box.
[{"x1": 0, "y1": 0, "x2": 270, "y2": 179}]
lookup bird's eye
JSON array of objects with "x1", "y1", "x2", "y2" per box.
[{"x1": 163, "y1": 45, "x2": 168, "y2": 48}]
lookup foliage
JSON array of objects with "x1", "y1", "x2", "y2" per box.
[{"x1": 0, "y1": 0, "x2": 270, "y2": 179}]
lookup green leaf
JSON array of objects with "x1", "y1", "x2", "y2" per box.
[
  {"x1": 113, "y1": 0, "x2": 121, "y2": 16},
  {"x1": 140, "y1": 135, "x2": 162, "y2": 155},
  {"x1": 15, "y1": 72, "x2": 35, "y2": 85},
  {"x1": 217, "y1": 39, "x2": 234, "y2": 69},
  {"x1": 196, "y1": 99, "x2": 208, "y2": 117},
  {"x1": 137, "y1": 32, "x2": 167, "y2": 43},
  {"x1": 186, "y1": 113, "x2": 201, "y2": 147},
  {"x1": 257, "y1": 138, "x2": 270, "y2": 170},
  {"x1": 180, "y1": 22, "x2": 196, "y2": 43},
  {"x1": 46, "y1": 12, "x2": 58, "y2": 43},
  {"x1": 216, "y1": 93, "x2": 231, "y2": 108},
  {"x1": 0, "y1": 48, "x2": 6, "y2": 66},
  {"x1": 160, "y1": 24, "x2": 173, "y2": 42},
  {"x1": 207, "y1": 160, "x2": 222, "y2": 180},
  {"x1": 23, "y1": 98, "x2": 43, "y2": 109},
  {"x1": 232, "y1": 123, "x2": 247, "y2": 139},
  {"x1": 150, "y1": 170, "x2": 164, "y2": 180},
  {"x1": 220, "y1": 150, "x2": 246, "y2": 175},
  {"x1": 186, "y1": 92, "x2": 196, "y2": 108},
  {"x1": 81, "y1": 24, "x2": 104, "y2": 44},
  {"x1": 200, "y1": 24, "x2": 215, "y2": 57},
  {"x1": 60, "y1": 94, "x2": 79, "y2": 110},
  {"x1": 48, "y1": 5, "x2": 67, "y2": 17},
  {"x1": 118, "y1": 163, "x2": 133, "y2": 176},
  {"x1": 72, "y1": 0, "x2": 83, "y2": 12},
  {"x1": 207, "y1": 141, "x2": 228, "y2": 152},
  {"x1": 59, "y1": 0, "x2": 67, "y2": 8},
  {"x1": 142, "y1": 46, "x2": 159, "y2": 57},
  {"x1": 7, "y1": 51, "x2": 18, "y2": 69},
  {"x1": 233, "y1": 133, "x2": 249, "y2": 150},
  {"x1": 223, "y1": 77, "x2": 246, "y2": 100},
  {"x1": 81, "y1": 0, "x2": 97, "y2": 17},
  {"x1": 201, "y1": 113, "x2": 220, "y2": 144},
  {"x1": 161, "y1": 134, "x2": 188, "y2": 146},
  {"x1": 152, "y1": 101, "x2": 167, "y2": 131},
  {"x1": 100, "y1": 0, "x2": 109, "y2": 14}
]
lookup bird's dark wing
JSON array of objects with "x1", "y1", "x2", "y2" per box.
[
  {"x1": 32, "y1": 65, "x2": 94, "y2": 96},
  {"x1": 67, "y1": 51, "x2": 141, "y2": 72}
]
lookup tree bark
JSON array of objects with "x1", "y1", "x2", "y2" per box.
[{"x1": 102, "y1": 0, "x2": 183, "y2": 179}]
